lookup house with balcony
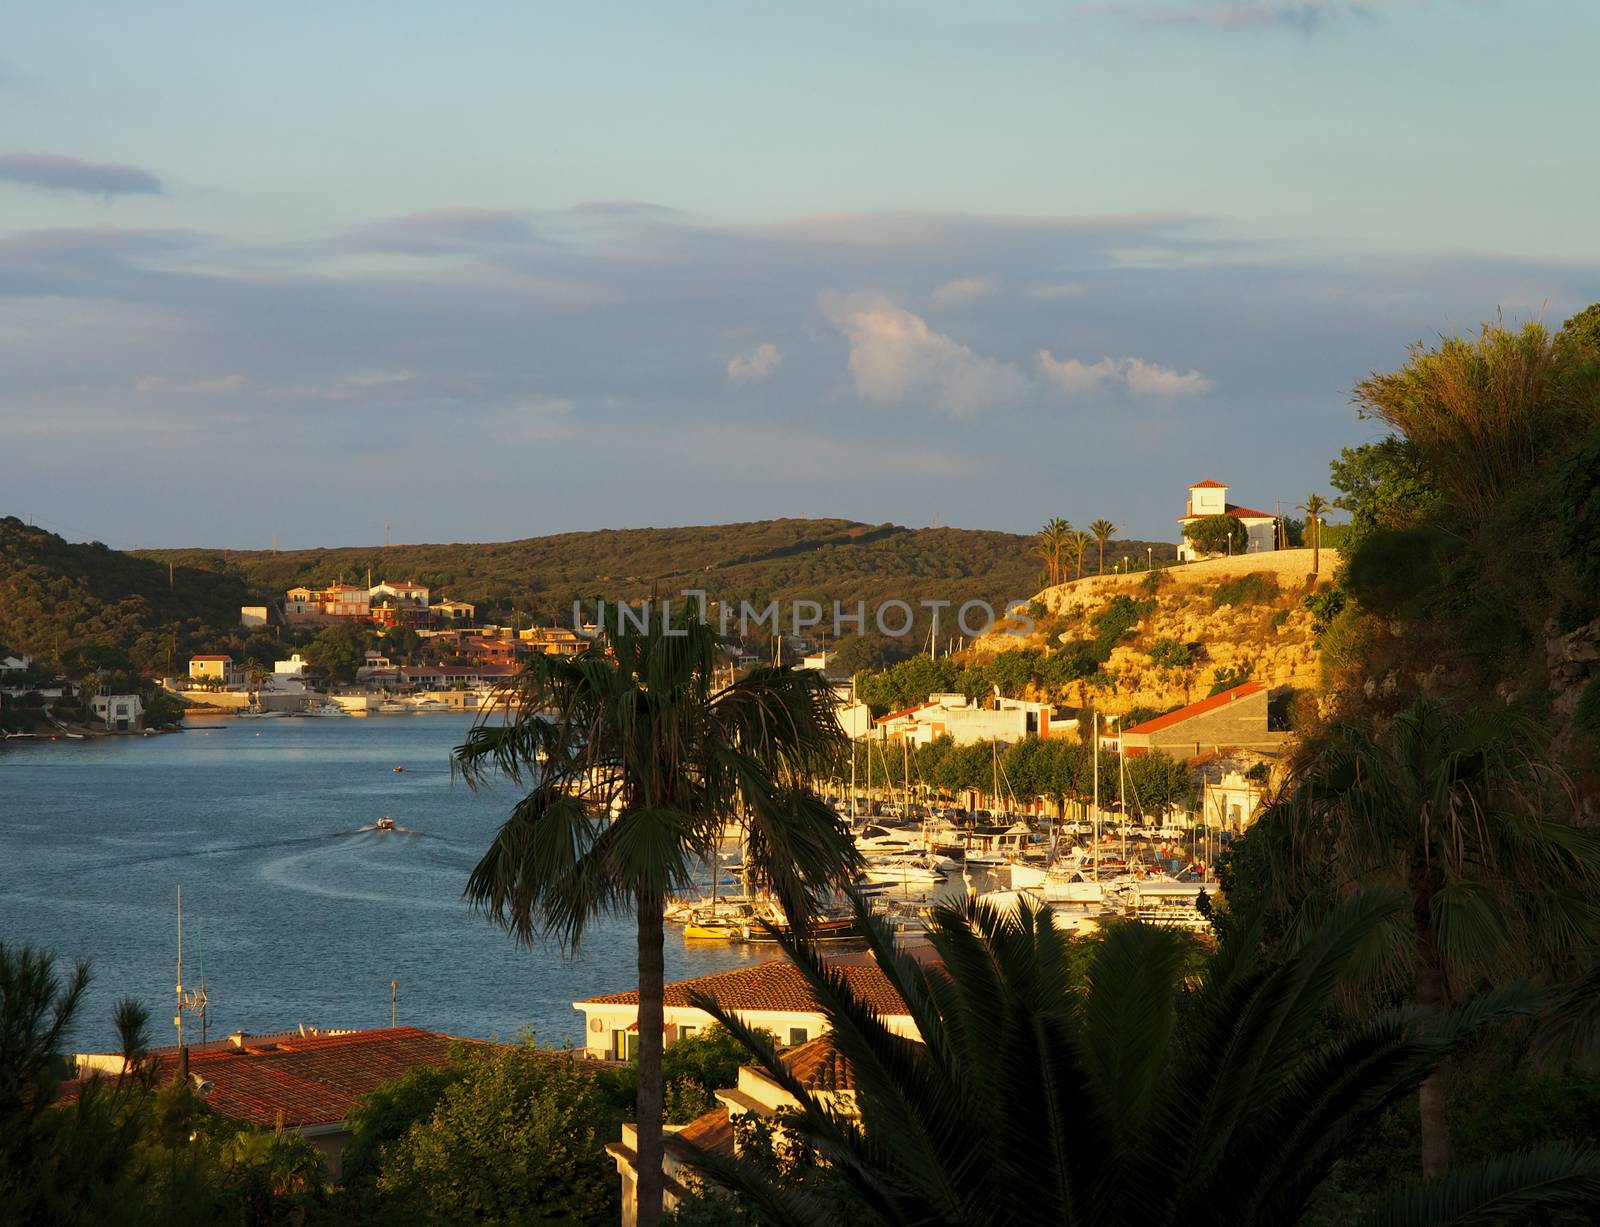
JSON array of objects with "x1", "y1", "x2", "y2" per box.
[{"x1": 188, "y1": 655, "x2": 239, "y2": 685}]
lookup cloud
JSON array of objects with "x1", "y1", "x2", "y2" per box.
[
  {"x1": 822, "y1": 293, "x2": 1029, "y2": 417},
  {"x1": 1036, "y1": 350, "x2": 1213, "y2": 398},
  {"x1": 346, "y1": 208, "x2": 541, "y2": 253},
  {"x1": 931, "y1": 276, "x2": 996, "y2": 306},
  {"x1": 135, "y1": 374, "x2": 246, "y2": 396},
  {"x1": 726, "y1": 342, "x2": 782, "y2": 385},
  {"x1": 0, "y1": 153, "x2": 162, "y2": 197},
  {"x1": 1088, "y1": 1, "x2": 1390, "y2": 32},
  {"x1": 1029, "y1": 282, "x2": 1086, "y2": 300}
]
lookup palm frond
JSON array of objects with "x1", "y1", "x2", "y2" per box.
[{"x1": 1359, "y1": 1146, "x2": 1600, "y2": 1227}]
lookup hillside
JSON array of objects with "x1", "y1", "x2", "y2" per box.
[
  {"x1": 0, "y1": 516, "x2": 248, "y2": 670},
  {"x1": 134, "y1": 520, "x2": 1177, "y2": 630},
  {"x1": 970, "y1": 549, "x2": 1335, "y2": 720}
]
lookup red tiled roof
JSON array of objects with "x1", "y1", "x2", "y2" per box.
[
  {"x1": 781, "y1": 1036, "x2": 855, "y2": 1091},
  {"x1": 139, "y1": 1027, "x2": 472, "y2": 1129},
  {"x1": 581, "y1": 960, "x2": 911, "y2": 1019},
  {"x1": 670, "y1": 1107, "x2": 735, "y2": 1160},
  {"x1": 1189, "y1": 479, "x2": 1228, "y2": 489},
  {"x1": 190, "y1": 655, "x2": 233, "y2": 662},
  {"x1": 1123, "y1": 681, "x2": 1263, "y2": 736},
  {"x1": 876, "y1": 701, "x2": 931, "y2": 726},
  {"x1": 1177, "y1": 503, "x2": 1275, "y2": 522}
]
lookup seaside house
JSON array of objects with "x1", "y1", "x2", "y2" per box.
[
  {"x1": 273, "y1": 654, "x2": 310, "y2": 677},
  {"x1": 369, "y1": 579, "x2": 430, "y2": 606},
  {"x1": 90, "y1": 693, "x2": 144, "y2": 732},
  {"x1": 73, "y1": 1026, "x2": 473, "y2": 1180},
  {"x1": 432, "y1": 598, "x2": 476, "y2": 623},
  {"x1": 574, "y1": 958, "x2": 919, "y2": 1062},
  {"x1": 874, "y1": 693, "x2": 1065, "y2": 747},
  {"x1": 0, "y1": 654, "x2": 32, "y2": 672},
  {"x1": 188, "y1": 655, "x2": 238, "y2": 685},
  {"x1": 519, "y1": 625, "x2": 588, "y2": 656},
  {"x1": 1119, "y1": 681, "x2": 1285, "y2": 758},
  {"x1": 1175, "y1": 480, "x2": 1278, "y2": 560}
]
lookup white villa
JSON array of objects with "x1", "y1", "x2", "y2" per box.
[{"x1": 1176, "y1": 480, "x2": 1278, "y2": 560}]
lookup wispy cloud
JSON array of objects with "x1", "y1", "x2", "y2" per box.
[
  {"x1": 1029, "y1": 282, "x2": 1086, "y2": 300},
  {"x1": 1037, "y1": 351, "x2": 1213, "y2": 398},
  {"x1": 1088, "y1": 0, "x2": 1391, "y2": 32},
  {"x1": 135, "y1": 374, "x2": 246, "y2": 396},
  {"x1": 0, "y1": 153, "x2": 163, "y2": 197},
  {"x1": 726, "y1": 342, "x2": 782, "y2": 385},
  {"x1": 931, "y1": 276, "x2": 996, "y2": 306}
]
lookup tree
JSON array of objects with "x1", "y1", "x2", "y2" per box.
[
  {"x1": 375, "y1": 1042, "x2": 619, "y2": 1225},
  {"x1": 453, "y1": 610, "x2": 859, "y2": 1227},
  {"x1": 303, "y1": 622, "x2": 367, "y2": 682},
  {"x1": 1088, "y1": 518, "x2": 1117, "y2": 575},
  {"x1": 681, "y1": 893, "x2": 1600, "y2": 1226},
  {"x1": 1250, "y1": 700, "x2": 1600, "y2": 1178},
  {"x1": 1066, "y1": 530, "x2": 1093, "y2": 580},
  {"x1": 1297, "y1": 493, "x2": 1328, "y2": 575},
  {"x1": 1182, "y1": 515, "x2": 1247, "y2": 557},
  {"x1": 341, "y1": 1060, "x2": 468, "y2": 1204},
  {"x1": 1034, "y1": 519, "x2": 1070, "y2": 587}
]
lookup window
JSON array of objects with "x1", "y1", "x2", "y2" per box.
[
  {"x1": 679, "y1": 1024, "x2": 697, "y2": 1040},
  {"x1": 788, "y1": 1027, "x2": 808, "y2": 1046},
  {"x1": 613, "y1": 1030, "x2": 638, "y2": 1061}
]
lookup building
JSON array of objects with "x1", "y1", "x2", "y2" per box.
[
  {"x1": 188, "y1": 655, "x2": 238, "y2": 684},
  {"x1": 1176, "y1": 480, "x2": 1279, "y2": 560},
  {"x1": 369, "y1": 580, "x2": 430, "y2": 606},
  {"x1": 1201, "y1": 767, "x2": 1267, "y2": 832},
  {"x1": 284, "y1": 583, "x2": 371, "y2": 622},
  {"x1": 519, "y1": 626, "x2": 588, "y2": 657},
  {"x1": 274, "y1": 654, "x2": 310, "y2": 677},
  {"x1": 574, "y1": 958, "x2": 918, "y2": 1062},
  {"x1": 610, "y1": 1037, "x2": 859, "y2": 1226},
  {"x1": 74, "y1": 1027, "x2": 472, "y2": 1179},
  {"x1": 0, "y1": 654, "x2": 32, "y2": 672},
  {"x1": 239, "y1": 605, "x2": 270, "y2": 628},
  {"x1": 874, "y1": 693, "x2": 1064, "y2": 747},
  {"x1": 1120, "y1": 681, "x2": 1285, "y2": 758},
  {"x1": 432, "y1": 599, "x2": 476, "y2": 623},
  {"x1": 91, "y1": 693, "x2": 144, "y2": 732}
]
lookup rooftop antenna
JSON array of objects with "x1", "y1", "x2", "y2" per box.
[
  {"x1": 175, "y1": 888, "x2": 209, "y2": 1063},
  {"x1": 391, "y1": 979, "x2": 398, "y2": 1027}
]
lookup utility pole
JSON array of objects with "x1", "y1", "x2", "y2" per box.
[{"x1": 390, "y1": 980, "x2": 398, "y2": 1027}]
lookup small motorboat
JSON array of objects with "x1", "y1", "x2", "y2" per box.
[
  {"x1": 393, "y1": 765, "x2": 405, "y2": 773},
  {"x1": 374, "y1": 816, "x2": 396, "y2": 831}
]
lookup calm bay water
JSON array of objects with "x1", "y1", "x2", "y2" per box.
[{"x1": 0, "y1": 714, "x2": 774, "y2": 1052}]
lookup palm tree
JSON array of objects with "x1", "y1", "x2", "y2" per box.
[
  {"x1": 682, "y1": 893, "x2": 1600, "y2": 1225},
  {"x1": 1066, "y1": 530, "x2": 1093, "y2": 581},
  {"x1": 1034, "y1": 519, "x2": 1071, "y2": 587},
  {"x1": 1251, "y1": 700, "x2": 1600, "y2": 1178},
  {"x1": 1088, "y1": 518, "x2": 1117, "y2": 575},
  {"x1": 1297, "y1": 493, "x2": 1328, "y2": 574},
  {"x1": 452, "y1": 609, "x2": 859, "y2": 1227}
]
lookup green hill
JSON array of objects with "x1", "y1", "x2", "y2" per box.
[{"x1": 2, "y1": 515, "x2": 1175, "y2": 674}]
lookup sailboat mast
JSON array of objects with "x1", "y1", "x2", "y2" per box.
[
  {"x1": 175, "y1": 886, "x2": 184, "y2": 1049},
  {"x1": 1092, "y1": 719, "x2": 1100, "y2": 878},
  {"x1": 1117, "y1": 716, "x2": 1127, "y2": 864}
]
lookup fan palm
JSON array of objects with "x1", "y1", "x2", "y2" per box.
[
  {"x1": 683, "y1": 893, "x2": 1600, "y2": 1226},
  {"x1": 1297, "y1": 493, "x2": 1328, "y2": 574},
  {"x1": 1250, "y1": 699, "x2": 1600, "y2": 1177},
  {"x1": 1088, "y1": 518, "x2": 1117, "y2": 575},
  {"x1": 452, "y1": 609, "x2": 859, "y2": 1227},
  {"x1": 1035, "y1": 519, "x2": 1071, "y2": 587}
]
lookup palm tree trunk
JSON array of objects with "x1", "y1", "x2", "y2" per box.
[
  {"x1": 635, "y1": 890, "x2": 667, "y2": 1227},
  {"x1": 1414, "y1": 909, "x2": 1452, "y2": 1177},
  {"x1": 1311, "y1": 518, "x2": 1320, "y2": 575}
]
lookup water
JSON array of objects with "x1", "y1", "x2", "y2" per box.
[{"x1": 0, "y1": 715, "x2": 777, "y2": 1052}]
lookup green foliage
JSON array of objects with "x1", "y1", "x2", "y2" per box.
[
  {"x1": 1552, "y1": 423, "x2": 1600, "y2": 602},
  {"x1": 679, "y1": 894, "x2": 1600, "y2": 1227},
  {"x1": 1145, "y1": 637, "x2": 1193, "y2": 669},
  {"x1": 1182, "y1": 514, "x2": 1248, "y2": 555},
  {"x1": 1211, "y1": 572, "x2": 1278, "y2": 608},
  {"x1": 341, "y1": 1058, "x2": 468, "y2": 1201},
  {"x1": 1208, "y1": 665, "x2": 1250, "y2": 695},
  {"x1": 1328, "y1": 437, "x2": 1442, "y2": 563},
  {"x1": 375, "y1": 1042, "x2": 619, "y2": 1226},
  {"x1": 303, "y1": 621, "x2": 370, "y2": 682},
  {"x1": 1269, "y1": 608, "x2": 1291, "y2": 630},
  {"x1": 1092, "y1": 595, "x2": 1155, "y2": 656},
  {"x1": 1301, "y1": 589, "x2": 1345, "y2": 638}
]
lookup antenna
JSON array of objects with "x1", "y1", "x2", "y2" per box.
[
  {"x1": 175, "y1": 888, "x2": 209, "y2": 1055},
  {"x1": 391, "y1": 979, "x2": 398, "y2": 1027}
]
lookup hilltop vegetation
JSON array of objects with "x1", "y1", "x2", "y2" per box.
[{"x1": 2, "y1": 514, "x2": 1174, "y2": 675}]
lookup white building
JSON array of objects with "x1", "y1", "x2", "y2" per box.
[
  {"x1": 875, "y1": 693, "x2": 1064, "y2": 747},
  {"x1": 1176, "y1": 480, "x2": 1279, "y2": 560},
  {"x1": 2, "y1": 654, "x2": 34, "y2": 673},
  {"x1": 240, "y1": 605, "x2": 270, "y2": 628},
  {"x1": 91, "y1": 693, "x2": 144, "y2": 732},
  {"x1": 369, "y1": 580, "x2": 430, "y2": 606},
  {"x1": 273, "y1": 654, "x2": 310, "y2": 676}
]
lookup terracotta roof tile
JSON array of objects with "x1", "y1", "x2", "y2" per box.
[
  {"x1": 582, "y1": 960, "x2": 910, "y2": 1019},
  {"x1": 1123, "y1": 681, "x2": 1263, "y2": 736},
  {"x1": 780, "y1": 1037, "x2": 855, "y2": 1091},
  {"x1": 140, "y1": 1026, "x2": 473, "y2": 1129},
  {"x1": 1188, "y1": 479, "x2": 1228, "y2": 488},
  {"x1": 670, "y1": 1108, "x2": 735, "y2": 1160}
]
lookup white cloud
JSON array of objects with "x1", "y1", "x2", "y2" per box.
[
  {"x1": 931, "y1": 276, "x2": 996, "y2": 306},
  {"x1": 1036, "y1": 350, "x2": 1213, "y2": 398},
  {"x1": 822, "y1": 293, "x2": 1029, "y2": 418},
  {"x1": 725, "y1": 342, "x2": 782, "y2": 385}
]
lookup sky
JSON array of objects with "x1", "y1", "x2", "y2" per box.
[{"x1": 2, "y1": 0, "x2": 1597, "y2": 550}]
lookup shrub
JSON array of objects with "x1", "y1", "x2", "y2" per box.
[
  {"x1": 1182, "y1": 515, "x2": 1247, "y2": 555},
  {"x1": 1146, "y1": 638, "x2": 1193, "y2": 669},
  {"x1": 1211, "y1": 573, "x2": 1278, "y2": 609},
  {"x1": 1302, "y1": 589, "x2": 1346, "y2": 638},
  {"x1": 1092, "y1": 596, "x2": 1156, "y2": 657},
  {"x1": 1269, "y1": 609, "x2": 1290, "y2": 630},
  {"x1": 1208, "y1": 665, "x2": 1250, "y2": 695}
]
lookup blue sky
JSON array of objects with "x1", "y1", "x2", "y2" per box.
[{"x1": 3, "y1": 1, "x2": 1597, "y2": 549}]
